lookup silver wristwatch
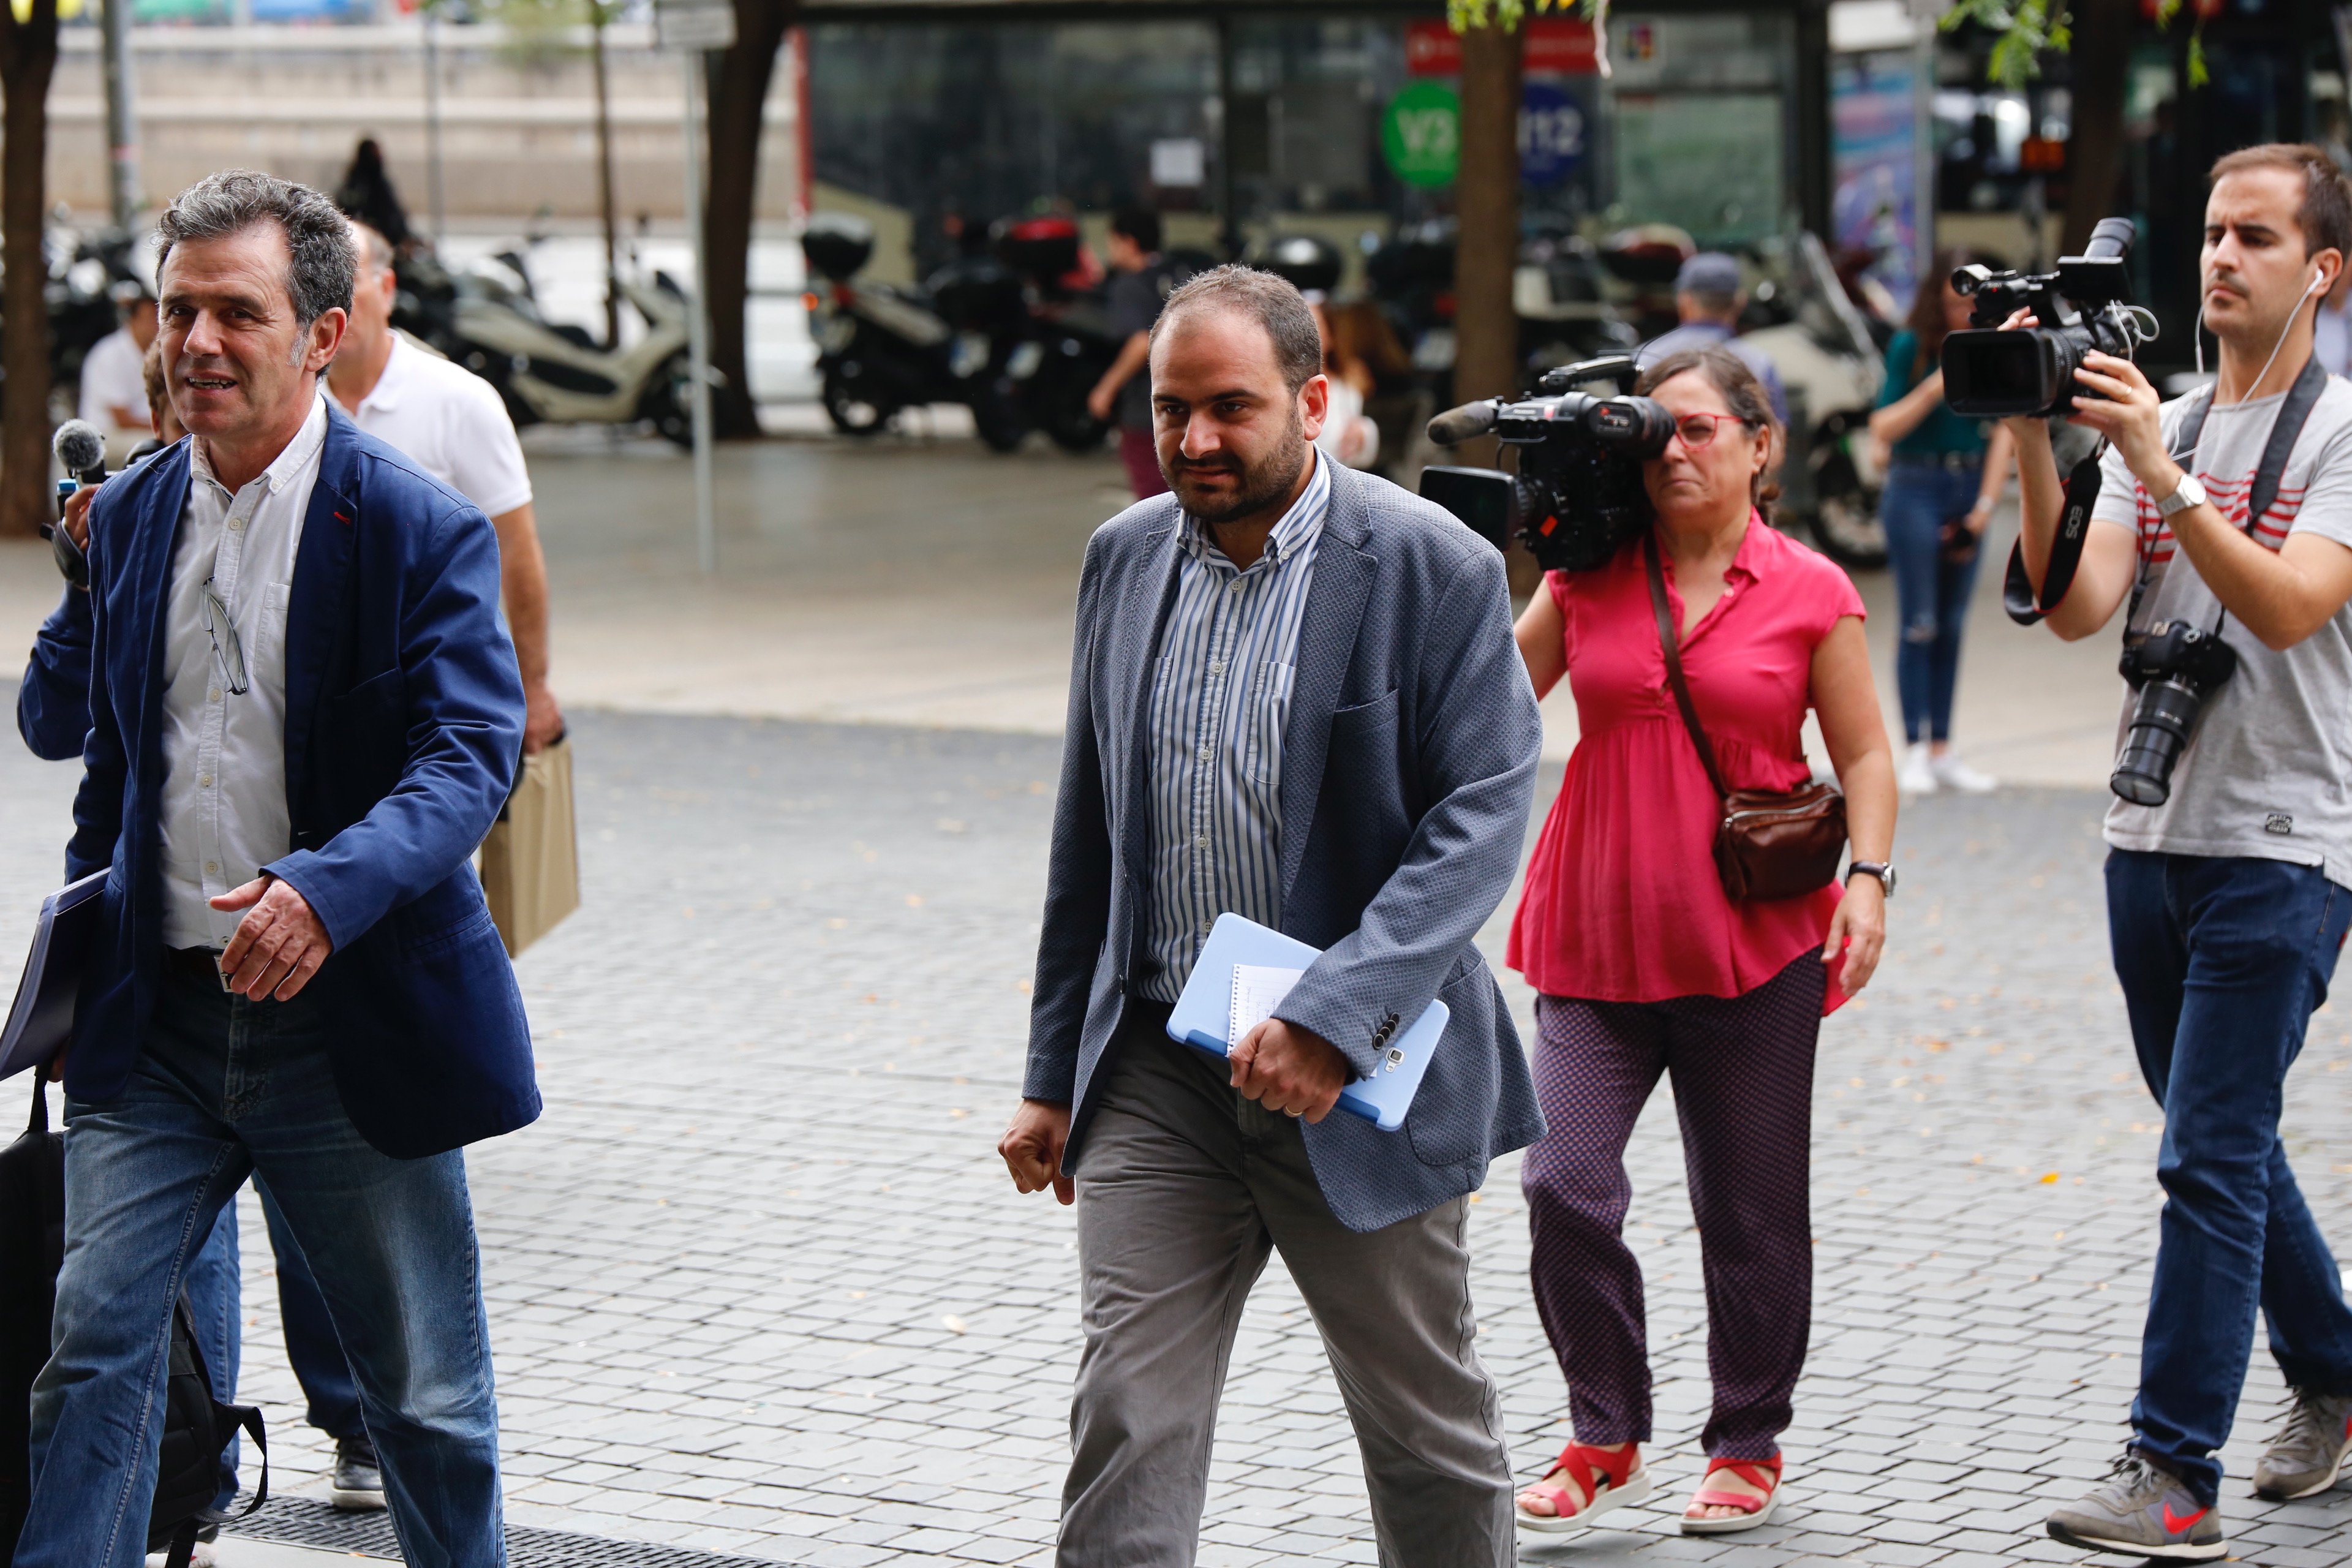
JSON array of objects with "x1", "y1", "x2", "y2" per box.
[
  {"x1": 2156, "y1": 472, "x2": 2208, "y2": 518},
  {"x1": 1846, "y1": 861, "x2": 1896, "y2": 899}
]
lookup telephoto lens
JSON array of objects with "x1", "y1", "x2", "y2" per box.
[{"x1": 2111, "y1": 679, "x2": 2206, "y2": 806}]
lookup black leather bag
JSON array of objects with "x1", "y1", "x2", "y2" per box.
[
  {"x1": 0, "y1": 1075, "x2": 266, "y2": 1568},
  {"x1": 1645, "y1": 534, "x2": 1849, "y2": 902}
]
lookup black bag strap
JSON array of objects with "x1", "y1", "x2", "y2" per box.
[
  {"x1": 2008, "y1": 352, "x2": 2330, "y2": 627},
  {"x1": 26, "y1": 1071, "x2": 45, "y2": 1136},
  {"x1": 1643, "y1": 532, "x2": 1732, "y2": 801}
]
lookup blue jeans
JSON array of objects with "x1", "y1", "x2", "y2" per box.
[
  {"x1": 2107, "y1": 851, "x2": 2352, "y2": 1506},
  {"x1": 258, "y1": 1180, "x2": 368, "y2": 1442},
  {"x1": 1881, "y1": 459, "x2": 1985, "y2": 744},
  {"x1": 183, "y1": 1199, "x2": 239, "y2": 1506},
  {"x1": 20, "y1": 964, "x2": 506, "y2": 1567}
]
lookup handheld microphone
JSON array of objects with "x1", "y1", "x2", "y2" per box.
[
  {"x1": 45, "y1": 419, "x2": 107, "y2": 590},
  {"x1": 1427, "y1": 399, "x2": 1502, "y2": 446},
  {"x1": 53, "y1": 419, "x2": 107, "y2": 488}
]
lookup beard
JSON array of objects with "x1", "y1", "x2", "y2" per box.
[{"x1": 1161, "y1": 412, "x2": 1310, "y2": 525}]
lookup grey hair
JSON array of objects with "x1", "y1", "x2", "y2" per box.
[
  {"x1": 1150, "y1": 263, "x2": 1325, "y2": 393},
  {"x1": 349, "y1": 219, "x2": 396, "y2": 275},
  {"x1": 157, "y1": 170, "x2": 356, "y2": 336}
]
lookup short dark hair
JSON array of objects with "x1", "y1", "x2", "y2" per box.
[
  {"x1": 1153, "y1": 263, "x2": 1324, "y2": 393},
  {"x1": 1634, "y1": 344, "x2": 1783, "y2": 508},
  {"x1": 1110, "y1": 206, "x2": 1163, "y2": 254},
  {"x1": 157, "y1": 170, "x2": 356, "y2": 331},
  {"x1": 2209, "y1": 142, "x2": 2352, "y2": 260}
]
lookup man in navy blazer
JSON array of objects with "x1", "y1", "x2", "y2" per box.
[
  {"x1": 998, "y1": 266, "x2": 1544, "y2": 1564},
  {"x1": 18, "y1": 172, "x2": 532, "y2": 1567}
]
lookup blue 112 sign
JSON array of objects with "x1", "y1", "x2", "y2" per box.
[{"x1": 1520, "y1": 81, "x2": 1586, "y2": 187}]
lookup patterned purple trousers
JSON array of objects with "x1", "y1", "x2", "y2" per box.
[{"x1": 1520, "y1": 952, "x2": 1827, "y2": 1460}]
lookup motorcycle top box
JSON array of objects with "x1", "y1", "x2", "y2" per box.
[{"x1": 802, "y1": 214, "x2": 876, "y2": 284}]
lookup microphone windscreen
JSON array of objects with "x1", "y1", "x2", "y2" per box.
[
  {"x1": 53, "y1": 420, "x2": 105, "y2": 475},
  {"x1": 1427, "y1": 400, "x2": 1499, "y2": 446}
]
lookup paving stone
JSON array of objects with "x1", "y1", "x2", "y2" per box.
[{"x1": 10, "y1": 720, "x2": 2352, "y2": 1567}]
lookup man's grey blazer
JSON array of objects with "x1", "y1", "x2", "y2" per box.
[{"x1": 1025, "y1": 460, "x2": 1547, "y2": 1233}]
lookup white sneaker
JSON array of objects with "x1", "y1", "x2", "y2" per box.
[
  {"x1": 1898, "y1": 742, "x2": 1938, "y2": 796},
  {"x1": 1929, "y1": 752, "x2": 1999, "y2": 793}
]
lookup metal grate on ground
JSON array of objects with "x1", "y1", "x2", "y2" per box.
[{"x1": 224, "y1": 1498, "x2": 798, "y2": 1566}]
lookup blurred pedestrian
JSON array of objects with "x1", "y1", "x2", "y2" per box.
[
  {"x1": 78, "y1": 282, "x2": 157, "y2": 462},
  {"x1": 331, "y1": 219, "x2": 563, "y2": 752},
  {"x1": 17, "y1": 170, "x2": 533, "y2": 1567},
  {"x1": 1001, "y1": 265, "x2": 1543, "y2": 1566},
  {"x1": 1506, "y1": 345, "x2": 1896, "y2": 1537},
  {"x1": 1637, "y1": 253, "x2": 1789, "y2": 425},
  {"x1": 1869, "y1": 255, "x2": 2015, "y2": 796},
  {"x1": 336, "y1": 137, "x2": 412, "y2": 253},
  {"x1": 1088, "y1": 207, "x2": 1181, "y2": 499}
]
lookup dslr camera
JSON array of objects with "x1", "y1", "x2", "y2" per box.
[
  {"x1": 1417, "y1": 355, "x2": 1677, "y2": 571},
  {"x1": 2111, "y1": 620, "x2": 2238, "y2": 807},
  {"x1": 1941, "y1": 217, "x2": 2152, "y2": 418}
]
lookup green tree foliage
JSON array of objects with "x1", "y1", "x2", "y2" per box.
[{"x1": 1941, "y1": 0, "x2": 2207, "y2": 89}]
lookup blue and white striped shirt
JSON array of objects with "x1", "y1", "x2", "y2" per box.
[{"x1": 1139, "y1": 452, "x2": 1332, "y2": 1004}]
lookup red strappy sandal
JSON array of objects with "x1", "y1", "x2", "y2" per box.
[
  {"x1": 1681, "y1": 1452, "x2": 1784, "y2": 1535},
  {"x1": 1514, "y1": 1441, "x2": 1652, "y2": 1534}
]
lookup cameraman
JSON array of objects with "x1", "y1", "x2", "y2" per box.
[{"x1": 2008, "y1": 145, "x2": 2352, "y2": 1561}]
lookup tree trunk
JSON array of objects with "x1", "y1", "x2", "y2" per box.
[
  {"x1": 2062, "y1": 0, "x2": 2133, "y2": 255},
  {"x1": 0, "y1": 0, "x2": 59, "y2": 540},
  {"x1": 704, "y1": 0, "x2": 792, "y2": 440},
  {"x1": 1453, "y1": 18, "x2": 1527, "y2": 584},
  {"x1": 591, "y1": 6, "x2": 620, "y2": 350}
]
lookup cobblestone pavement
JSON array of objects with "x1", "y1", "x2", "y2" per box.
[{"x1": 6, "y1": 711, "x2": 2352, "y2": 1567}]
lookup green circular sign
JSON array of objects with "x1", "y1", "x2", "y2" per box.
[{"x1": 1381, "y1": 81, "x2": 1461, "y2": 189}]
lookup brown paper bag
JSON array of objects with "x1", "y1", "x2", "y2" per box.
[{"x1": 480, "y1": 734, "x2": 580, "y2": 957}]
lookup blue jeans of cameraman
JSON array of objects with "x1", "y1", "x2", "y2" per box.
[
  {"x1": 1881, "y1": 456, "x2": 1985, "y2": 744},
  {"x1": 2106, "y1": 850, "x2": 2352, "y2": 1504}
]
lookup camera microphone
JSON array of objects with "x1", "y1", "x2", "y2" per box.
[
  {"x1": 1427, "y1": 399, "x2": 1501, "y2": 446},
  {"x1": 53, "y1": 419, "x2": 107, "y2": 486}
]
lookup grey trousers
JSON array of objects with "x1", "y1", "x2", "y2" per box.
[{"x1": 1060, "y1": 1014, "x2": 1515, "y2": 1568}]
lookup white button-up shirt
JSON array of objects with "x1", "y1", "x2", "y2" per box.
[{"x1": 159, "y1": 396, "x2": 329, "y2": 951}]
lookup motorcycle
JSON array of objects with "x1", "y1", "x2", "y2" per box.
[
  {"x1": 401, "y1": 239, "x2": 698, "y2": 447},
  {"x1": 801, "y1": 213, "x2": 1030, "y2": 451},
  {"x1": 1739, "y1": 231, "x2": 1889, "y2": 570},
  {"x1": 995, "y1": 215, "x2": 1125, "y2": 454}
]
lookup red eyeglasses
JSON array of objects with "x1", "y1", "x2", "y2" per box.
[{"x1": 1669, "y1": 412, "x2": 1755, "y2": 449}]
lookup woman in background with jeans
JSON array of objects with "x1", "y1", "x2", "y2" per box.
[{"x1": 1870, "y1": 253, "x2": 2014, "y2": 796}]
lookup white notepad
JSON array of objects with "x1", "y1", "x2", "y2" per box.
[{"x1": 1229, "y1": 963, "x2": 1306, "y2": 1045}]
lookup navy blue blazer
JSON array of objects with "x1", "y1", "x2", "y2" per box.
[
  {"x1": 64, "y1": 406, "x2": 540, "y2": 1159},
  {"x1": 17, "y1": 587, "x2": 92, "y2": 763},
  {"x1": 1025, "y1": 462, "x2": 1546, "y2": 1232}
]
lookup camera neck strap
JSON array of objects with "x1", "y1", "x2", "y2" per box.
[{"x1": 2002, "y1": 350, "x2": 2328, "y2": 627}]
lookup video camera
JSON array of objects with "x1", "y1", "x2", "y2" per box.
[
  {"x1": 1940, "y1": 217, "x2": 2154, "y2": 418},
  {"x1": 1417, "y1": 355, "x2": 1676, "y2": 571}
]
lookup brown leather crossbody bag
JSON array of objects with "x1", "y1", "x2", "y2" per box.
[{"x1": 1643, "y1": 533, "x2": 1847, "y2": 902}]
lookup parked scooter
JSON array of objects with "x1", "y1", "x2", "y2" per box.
[
  {"x1": 996, "y1": 215, "x2": 1125, "y2": 453},
  {"x1": 402, "y1": 238, "x2": 698, "y2": 447},
  {"x1": 1739, "y1": 231, "x2": 1888, "y2": 569},
  {"x1": 801, "y1": 213, "x2": 1029, "y2": 450}
]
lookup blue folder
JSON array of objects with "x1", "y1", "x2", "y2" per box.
[
  {"x1": 0, "y1": 870, "x2": 107, "y2": 1082},
  {"x1": 1166, "y1": 912, "x2": 1446, "y2": 1133}
]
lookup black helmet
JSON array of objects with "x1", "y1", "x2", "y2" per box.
[{"x1": 1260, "y1": 233, "x2": 1344, "y2": 295}]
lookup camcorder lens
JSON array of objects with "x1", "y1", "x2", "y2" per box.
[
  {"x1": 2111, "y1": 678, "x2": 2204, "y2": 807},
  {"x1": 1943, "y1": 330, "x2": 2061, "y2": 418}
]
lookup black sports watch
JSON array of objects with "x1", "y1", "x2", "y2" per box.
[{"x1": 1845, "y1": 861, "x2": 1896, "y2": 899}]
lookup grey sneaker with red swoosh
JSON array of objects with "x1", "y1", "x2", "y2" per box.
[
  {"x1": 2253, "y1": 1387, "x2": 2352, "y2": 1501},
  {"x1": 2046, "y1": 1452, "x2": 2227, "y2": 1561}
]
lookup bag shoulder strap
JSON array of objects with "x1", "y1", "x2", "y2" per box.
[{"x1": 1643, "y1": 532, "x2": 1732, "y2": 801}]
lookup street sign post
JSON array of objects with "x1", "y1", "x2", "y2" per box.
[{"x1": 657, "y1": 0, "x2": 733, "y2": 575}]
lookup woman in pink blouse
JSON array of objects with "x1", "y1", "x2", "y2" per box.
[{"x1": 1508, "y1": 346, "x2": 1898, "y2": 1537}]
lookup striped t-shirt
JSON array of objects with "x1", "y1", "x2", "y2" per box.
[
  {"x1": 2089, "y1": 374, "x2": 2352, "y2": 884},
  {"x1": 1138, "y1": 452, "x2": 1332, "y2": 1004}
]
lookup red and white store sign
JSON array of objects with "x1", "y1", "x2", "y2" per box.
[{"x1": 1405, "y1": 17, "x2": 1600, "y2": 77}]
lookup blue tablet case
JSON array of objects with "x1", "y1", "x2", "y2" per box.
[
  {"x1": 0, "y1": 869, "x2": 107, "y2": 1083},
  {"x1": 1166, "y1": 912, "x2": 1446, "y2": 1133}
]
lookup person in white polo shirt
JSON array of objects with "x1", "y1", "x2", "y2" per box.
[{"x1": 328, "y1": 220, "x2": 563, "y2": 754}]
